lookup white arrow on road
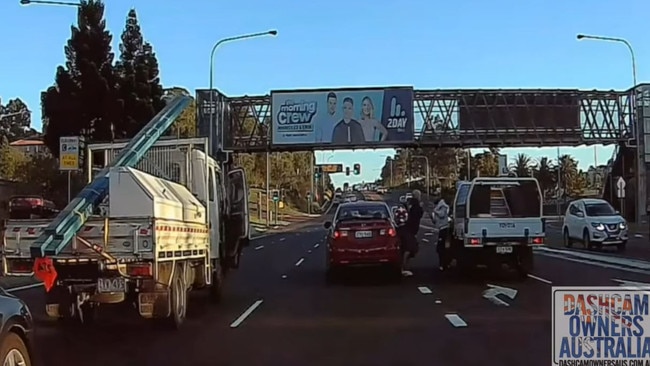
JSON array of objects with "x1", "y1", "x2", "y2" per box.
[
  {"x1": 612, "y1": 279, "x2": 650, "y2": 294},
  {"x1": 482, "y1": 284, "x2": 518, "y2": 306}
]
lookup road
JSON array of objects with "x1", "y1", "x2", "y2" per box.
[{"x1": 5, "y1": 192, "x2": 650, "y2": 365}]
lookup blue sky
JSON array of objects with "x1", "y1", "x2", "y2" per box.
[{"x1": 1, "y1": 0, "x2": 648, "y2": 187}]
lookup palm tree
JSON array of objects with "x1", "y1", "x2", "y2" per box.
[
  {"x1": 511, "y1": 153, "x2": 533, "y2": 177},
  {"x1": 533, "y1": 157, "x2": 555, "y2": 199}
]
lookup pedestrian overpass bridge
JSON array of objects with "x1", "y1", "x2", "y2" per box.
[{"x1": 196, "y1": 85, "x2": 650, "y2": 223}]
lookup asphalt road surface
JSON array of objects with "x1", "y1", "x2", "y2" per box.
[{"x1": 6, "y1": 193, "x2": 650, "y2": 366}]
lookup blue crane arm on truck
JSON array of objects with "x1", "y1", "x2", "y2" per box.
[{"x1": 30, "y1": 95, "x2": 192, "y2": 258}]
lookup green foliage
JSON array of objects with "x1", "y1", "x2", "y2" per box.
[
  {"x1": 115, "y1": 9, "x2": 165, "y2": 137},
  {"x1": 380, "y1": 148, "x2": 589, "y2": 199},
  {"x1": 42, "y1": 1, "x2": 165, "y2": 158},
  {"x1": 0, "y1": 98, "x2": 35, "y2": 142},
  {"x1": 0, "y1": 137, "x2": 28, "y2": 180},
  {"x1": 164, "y1": 87, "x2": 196, "y2": 138},
  {"x1": 43, "y1": 0, "x2": 121, "y2": 157}
]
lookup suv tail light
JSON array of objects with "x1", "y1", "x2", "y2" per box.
[{"x1": 126, "y1": 263, "x2": 152, "y2": 277}]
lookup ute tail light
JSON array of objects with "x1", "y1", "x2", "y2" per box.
[
  {"x1": 468, "y1": 238, "x2": 481, "y2": 246},
  {"x1": 531, "y1": 237, "x2": 544, "y2": 245}
]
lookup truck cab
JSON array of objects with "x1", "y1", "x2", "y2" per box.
[{"x1": 451, "y1": 177, "x2": 545, "y2": 277}]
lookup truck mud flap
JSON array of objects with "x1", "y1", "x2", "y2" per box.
[{"x1": 138, "y1": 292, "x2": 170, "y2": 318}]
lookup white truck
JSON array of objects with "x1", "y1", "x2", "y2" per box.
[
  {"x1": 1, "y1": 137, "x2": 250, "y2": 328},
  {"x1": 450, "y1": 177, "x2": 545, "y2": 277}
]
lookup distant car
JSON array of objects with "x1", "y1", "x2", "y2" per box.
[
  {"x1": 399, "y1": 195, "x2": 406, "y2": 203},
  {"x1": 0, "y1": 288, "x2": 35, "y2": 366},
  {"x1": 323, "y1": 201, "x2": 401, "y2": 281},
  {"x1": 8, "y1": 195, "x2": 58, "y2": 220},
  {"x1": 343, "y1": 195, "x2": 358, "y2": 203},
  {"x1": 405, "y1": 193, "x2": 413, "y2": 201},
  {"x1": 562, "y1": 198, "x2": 628, "y2": 252}
]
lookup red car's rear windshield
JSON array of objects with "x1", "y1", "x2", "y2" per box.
[{"x1": 337, "y1": 205, "x2": 390, "y2": 221}]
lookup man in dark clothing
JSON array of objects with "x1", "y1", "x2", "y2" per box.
[
  {"x1": 401, "y1": 189, "x2": 423, "y2": 276},
  {"x1": 331, "y1": 97, "x2": 365, "y2": 144}
]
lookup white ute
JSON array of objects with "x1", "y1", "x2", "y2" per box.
[{"x1": 450, "y1": 177, "x2": 545, "y2": 277}]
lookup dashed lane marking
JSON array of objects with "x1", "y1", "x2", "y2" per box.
[
  {"x1": 445, "y1": 314, "x2": 468, "y2": 328},
  {"x1": 422, "y1": 239, "x2": 429, "y2": 243},
  {"x1": 254, "y1": 245, "x2": 264, "y2": 250},
  {"x1": 279, "y1": 237, "x2": 286, "y2": 242},
  {"x1": 418, "y1": 286, "x2": 432, "y2": 294},
  {"x1": 528, "y1": 274, "x2": 552, "y2": 284},
  {"x1": 230, "y1": 300, "x2": 263, "y2": 328},
  {"x1": 314, "y1": 243, "x2": 320, "y2": 248},
  {"x1": 295, "y1": 258, "x2": 305, "y2": 266}
]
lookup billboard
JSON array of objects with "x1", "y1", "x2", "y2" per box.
[
  {"x1": 458, "y1": 92, "x2": 581, "y2": 131},
  {"x1": 271, "y1": 87, "x2": 414, "y2": 147}
]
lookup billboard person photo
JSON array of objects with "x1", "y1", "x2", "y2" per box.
[
  {"x1": 331, "y1": 97, "x2": 365, "y2": 144},
  {"x1": 315, "y1": 92, "x2": 338, "y2": 142},
  {"x1": 360, "y1": 96, "x2": 388, "y2": 142}
]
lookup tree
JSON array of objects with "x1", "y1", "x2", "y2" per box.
[
  {"x1": 164, "y1": 87, "x2": 196, "y2": 138},
  {"x1": 0, "y1": 136, "x2": 28, "y2": 180},
  {"x1": 115, "y1": 9, "x2": 165, "y2": 138},
  {"x1": 43, "y1": 0, "x2": 122, "y2": 157},
  {"x1": 532, "y1": 157, "x2": 555, "y2": 198},
  {"x1": 511, "y1": 153, "x2": 533, "y2": 177},
  {"x1": 0, "y1": 98, "x2": 35, "y2": 142}
]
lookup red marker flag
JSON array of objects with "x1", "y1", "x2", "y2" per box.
[{"x1": 33, "y1": 258, "x2": 57, "y2": 292}]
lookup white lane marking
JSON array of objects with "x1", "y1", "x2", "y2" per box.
[
  {"x1": 314, "y1": 243, "x2": 320, "y2": 248},
  {"x1": 537, "y1": 251, "x2": 650, "y2": 275},
  {"x1": 418, "y1": 286, "x2": 432, "y2": 294},
  {"x1": 230, "y1": 300, "x2": 263, "y2": 328},
  {"x1": 295, "y1": 258, "x2": 305, "y2": 266},
  {"x1": 445, "y1": 314, "x2": 468, "y2": 328},
  {"x1": 6, "y1": 283, "x2": 43, "y2": 292},
  {"x1": 279, "y1": 237, "x2": 286, "y2": 242},
  {"x1": 307, "y1": 250, "x2": 312, "y2": 254},
  {"x1": 536, "y1": 246, "x2": 650, "y2": 270},
  {"x1": 422, "y1": 239, "x2": 429, "y2": 243},
  {"x1": 254, "y1": 245, "x2": 264, "y2": 250},
  {"x1": 435, "y1": 300, "x2": 442, "y2": 304},
  {"x1": 528, "y1": 274, "x2": 552, "y2": 284},
  {"x1": 251, "y1": 234, "x2": 271, "y2": 241},
  {"x1": 281, "y1": 274, "x2": 287, "y2": 279}
]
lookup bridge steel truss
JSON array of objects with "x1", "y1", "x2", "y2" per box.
[{"x1": 208, "y1": 88, "x2": 634, "y2": 153}]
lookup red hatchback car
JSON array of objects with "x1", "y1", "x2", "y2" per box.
[{"x1": 323, "y1": 201, "x2": 401, "y2": 280}]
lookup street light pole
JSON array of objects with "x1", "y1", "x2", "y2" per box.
[
  {"x1": 208, "y1": 30, "x2": 277, "y2": 155},
  {"x1": 577, "y1": 33, "x2": 641, "y2": 222}
]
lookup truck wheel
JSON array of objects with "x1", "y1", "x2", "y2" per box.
[
  {"x1": 208, "y1": 260, "x2": 224, "y2": 303},
  {"x1": 162, "y1": 266, "x2": 187, "y2": 330}
]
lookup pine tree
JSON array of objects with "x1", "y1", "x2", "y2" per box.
[
  {"x1": 42, "y1": 0, "x2": 121, "y2": 157},
  {"x1": 116, "y1": 9, "x2": 165, "y2": 138}
]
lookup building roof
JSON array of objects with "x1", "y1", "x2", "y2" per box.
[{"x1": 9, "y1": 139, "x2": 45, "y2": 147}]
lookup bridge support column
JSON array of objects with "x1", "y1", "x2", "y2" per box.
[{"x1": 640, "y1": 86, "x2": 650, "y2": 225}]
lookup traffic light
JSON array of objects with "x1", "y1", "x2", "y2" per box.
[
  {"x1": 271, "y1": 189, "x2": 280, "y2": 202},
  {"x1": 353, "y1": 163, "x2": 361, "y2": 175},
  {"x1": 345, "y1": 166, "x2": 350, "y2": 176},
  {"x1": 314, "y1": 166, "x2": 321, "y2": 179}
]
